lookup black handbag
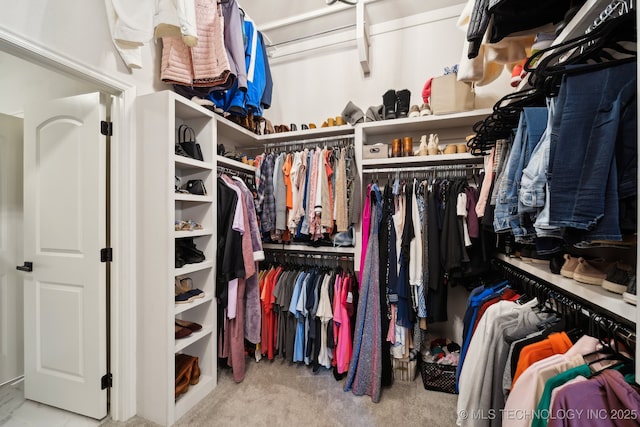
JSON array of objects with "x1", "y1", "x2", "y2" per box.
[
  {"x1": 186, "y1": 179, "x2": 207, "y2": 196},
  {"x1": 177, "y1": 124, "x2": 204, "y2": 161}
]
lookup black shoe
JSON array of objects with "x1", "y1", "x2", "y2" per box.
[
  {"x1": 176, "y1": 238, "x2": 206, "y2": 264},
  {"x1": 382, "y1": 89, "x2": 397, "y2": 120},
  {"x1": 549, "y1": 253, "x2": 565, "y2": 274},
  {"x1": 395, "y1": 89, "x2": 411, "y2": 118}
]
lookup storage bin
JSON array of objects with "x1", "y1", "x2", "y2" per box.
[
  {"x1": 419, "y1": 359, "x2": 458, "y2": 394},
  {"x1": 362, "y1": 143, "x2": 389, "y2": 159},
  {"x1": 392, "y1": 357, "x2": 417, "y2": 382},
  {"x1": 430, "y1": 73, "x2": 475, "y2": 115}
]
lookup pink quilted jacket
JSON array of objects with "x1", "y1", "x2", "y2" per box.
[{"x1": 160, "y1": 0, "x2": 230, "y2": 87}]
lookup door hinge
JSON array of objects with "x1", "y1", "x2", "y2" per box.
[
  {"x1": 100, "y1": 247, "x2": 113, "y2": 262},
  {"x1": 101, "y1": 373, "x2": 112, "y2": 390},
  {"x1": 100, "y1": 121, "x2": 113, "y2": 136}
]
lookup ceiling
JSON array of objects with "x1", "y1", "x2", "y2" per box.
[{"x1": 239, "y1": 0, "x2": 466, "y2": 47}]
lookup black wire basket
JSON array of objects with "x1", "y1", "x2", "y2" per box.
[{"x1": 419, "y1": 359, "x2": 458, "y2": 394}]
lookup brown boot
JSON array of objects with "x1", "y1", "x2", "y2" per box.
[
  {"x1": 190, "y1": 356, "x2": 201, "y2": 385},
  {"x1": 175, "y1": 354, "x2": 194, "y2": 398}
]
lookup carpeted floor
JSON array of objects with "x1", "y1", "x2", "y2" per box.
[{"x1": 104, "y1": 358, "x2": 458, "y2": 427}]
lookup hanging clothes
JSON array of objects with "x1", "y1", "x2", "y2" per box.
[{"x1": 345, "y1": 184, "x2": 383, "y2": 402}]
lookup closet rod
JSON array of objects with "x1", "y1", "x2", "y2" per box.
[
  {"x1": 264, "y1": 134, "x2": 354, "y2": 150},
  {"x1": 493, "y1": 258, "x2": 636, "y2": 344},
  {"x1": 217, "y1": 165, "x2": 255, "y2": 179},
  {"x1": 265, "y1": 251, "x2": 354, "y2": 261},
  {"x1": 265, "y1": 24, "x2": 355, "y2": 48},
  {"x1": 362, "y1": 163, "x2": 481, "y2": 174}
]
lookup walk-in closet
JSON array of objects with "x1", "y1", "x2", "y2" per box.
[{"x1": 0, "y1": 0, "x2": 637, "y2": 426}]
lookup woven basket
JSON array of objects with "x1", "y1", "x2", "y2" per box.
[{"x1": 419, "y1": 360, "x2": 458, "y2": 394}]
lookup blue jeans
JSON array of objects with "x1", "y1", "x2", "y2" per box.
[
  {"x1": 548, "y1": 61, "x2": 636, "y2": 241},
  {"x1": 493, "y1": 107, "x2": 548, "y2": 235}
]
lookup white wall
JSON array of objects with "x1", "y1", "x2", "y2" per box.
[
  {"x1": 264, "y1": 5, "x2": 512, "y2": 126},
  {"x1": 0, "y1": 2, "x2": 511, "y2": 125},
  {"x1": 0, "y1": 0, "x2": 163, "y2": 95}
]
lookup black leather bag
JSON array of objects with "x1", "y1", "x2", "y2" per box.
[
  {"x1": 186, "y1": 179, "x2": 207, "y2": 196},
  {"x1": 177, "y1": 124, "x2": 204, "y2": 161}
]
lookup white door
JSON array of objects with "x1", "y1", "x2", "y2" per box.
[
  {"x1": 0, "y1": 114, "x2": 24, "y2": 386},
  {"x1": 21, "y1": 92, "x2": 109, "y2": 419}
]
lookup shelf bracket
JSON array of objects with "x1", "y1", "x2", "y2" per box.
[{"x1": 356, "y1": 1, "x2": 370, "y2": 76}]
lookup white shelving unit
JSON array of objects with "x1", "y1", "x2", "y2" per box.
[
  {"x1": 136, "y1": 91, "x2": 219, "y2": 426},
  {"x1": 353, "y1": 108, "x2": 491, "y2": 271},
  {"x1": 135, "y1": 90, "x2": 262, "y2": 426}
]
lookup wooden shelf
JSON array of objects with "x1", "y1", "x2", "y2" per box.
[{"x1": 496, "y1": 254, "x2": 636, "y2": 325}]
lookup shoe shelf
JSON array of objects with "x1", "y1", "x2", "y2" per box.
[
  {"x1": 175, "y1": 292, "x2": 214, "y2": 315},
  {"x1": 174, "y1": 327, "x2": 213, "y2": 353},
  {"x1": 361, "y1": 108, "x2": 492, "y2": 134},
  {"x1": 137, "y1": 90, "x2": 217, "y2": 426},
  {"x1": 262, "y1": 242, "x2": 355, "y2": 255},
  {"x1": 259, "y1": 124, "x2": 355, "y2": 144},
  {"x1": 174, "y1": 228, "x2": 214, "y2": 239},
  {"x1": 496, "y1": 254, "x2": 636, "y2": 325},
  {"x1": 216, "y1": 155, "x2": 256, "y2": 173},
  {"x1": 361, "y1": 152, "x2": 484, "y2": 169},
  {"x1": 174, "y1": 375, "x2": 214, "y2": 420},
  {"x1": 175, "y1": 260, "x2": 215, "y2": 276},
  {"x1": 174, "y1": 193, "x2": 214, "y2": 203},
  {"x1": 175, "y1": 155, "x2": 213, "y2": 171}
]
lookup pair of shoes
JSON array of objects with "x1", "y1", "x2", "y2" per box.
[
  {"x1": 175, "y1": 318, "x2": 203, "y2": 339},
  {"x1": 176, "y1": 318, "x2": 203, "y2": 331},
  {"x1": 274, "y1": 124, "x2": 290, "y2": 132},
  {"x1": 408, "y1": 104, "x2": 432, "y2": 118},
  {"x1": 174, "y1": 277, "x2": 205, "y2": 304},
  {"x1": 408, "y1": 105, "x2": 421, "y2": 118},
  {"x1": 175, "y1": 237, "x2": 205, "y2": 266},
  {"x1": 175, "y1": 324, "x2": 192, "y2": 339},
  {"x1": 602, "y1": 261, "x2": 635, "y2": 295},
  {"x1": 420, "y1": 103, "x2": 432, "y2": 116},
  {"x1": 559, "y1": 254, "x2": 579, "y2": 278},
  {"x1": 342, "y1": 101, "x2": 364, "y2": 125},
  {"x1": 175, "y1": 354, "x2": 201, "y2": 399},
  {"x1": 175, "y1": 220, "x2": 203, "y2": 231},
  {"x1": 415, "y1": 135, "x2": 429, "y2": 156},
  {"x1": 573, "y1": 258, "x2": 614, "y2": 285},
  {"x1": 382, "y1": 89, "x2": 411, "y2": 119},
  {"x1": 322, "y1": 117, "x2": 344, "y2": 127}
]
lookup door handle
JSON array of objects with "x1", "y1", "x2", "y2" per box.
[{"x1": 16, "y1": 262, "x2": 33, "y2": 272}]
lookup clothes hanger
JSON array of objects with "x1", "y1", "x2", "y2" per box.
[{"x1": 526, "y1": 12, "x2": 636, "y2": 95}]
